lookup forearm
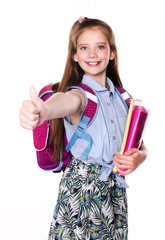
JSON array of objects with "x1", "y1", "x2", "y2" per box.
[
  {"x1": 139, "y1": 142, "x2": 148, "y2": 164},
  {"x1": 45, "y1": 91, "x2": 81, "y2": 120}
]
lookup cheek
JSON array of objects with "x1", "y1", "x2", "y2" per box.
[
  {"x1": 105, "y1": 50, "x2": 111, "y2": 60},
  {"x1": 76, "y1": 56, "x2": 86, "y2": 69},
  {"x1": 76, "y1": 49, "x2": 83, "y2": 57},
  {"x1": 77, "y1": 52, "x2": 87, "y2": 61},
  {"x1": 99, "y1": 49, "x2": 110, "y2": 61}
]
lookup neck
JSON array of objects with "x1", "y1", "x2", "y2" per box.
[{"x1": 85, "y1": 73, "x2": 107, "y2": 87}]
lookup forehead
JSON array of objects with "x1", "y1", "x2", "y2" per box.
[{"x1": 77, "y1": 27, "x2": 109, "y2": 44}]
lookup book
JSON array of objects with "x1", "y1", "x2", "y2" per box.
[{"x1": 113, "y1": 99, "x2": 148, "y2": 173}]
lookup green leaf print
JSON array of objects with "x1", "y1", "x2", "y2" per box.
[{"x1": 48, "y1": 158, "x2": 128, "y2": 240}]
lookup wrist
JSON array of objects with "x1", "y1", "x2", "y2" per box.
[
  {"x1": 44, "y1": 102, "x2": 50, "y2": 121},
  {"x1": 139, "y1": 143, "x2": 148, "y2": 163}
]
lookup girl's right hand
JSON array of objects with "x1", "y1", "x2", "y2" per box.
[{"x1": 19, "y1": 86, "x2": 48, "y2": 130}]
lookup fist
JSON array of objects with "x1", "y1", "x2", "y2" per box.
[{"x1": 19, "y1": 86, "x2": 48, "y2": 130}]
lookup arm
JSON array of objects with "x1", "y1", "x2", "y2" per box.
[
  {"x1": 113, "y1": 142, "x2": 148, "y2": 175},
  {"x1": 19, "y1": 86, "x2": 84, "y2": 130},
  {"x1": 45, "y1": 91, "x2": 84, "y2": 119}
]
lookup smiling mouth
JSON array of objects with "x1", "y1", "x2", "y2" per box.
[{"x1": 86, "y1": 61, "x2": 101, "y2": 66}]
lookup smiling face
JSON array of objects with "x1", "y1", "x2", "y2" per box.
[{"x1": 73, "y1": 27, "x2": 115, "y2": 85}]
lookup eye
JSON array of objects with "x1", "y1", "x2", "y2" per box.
[
  {"x1": 80, "y1": 46, "x2": 87, "y2": 50},
  {"x1": 98, "y1": 45, "x2": 105, "y2": 50}
]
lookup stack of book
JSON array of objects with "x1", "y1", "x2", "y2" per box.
[{"x1": 113, "y1": 99, "x2": 149, "y2": 173}]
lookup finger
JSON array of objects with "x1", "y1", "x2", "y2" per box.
[
  {"x1": 30, "y1": 86, "x2": 40, "y2": 106},
  {"x1": 20, "y1": 114, "x2": 39, "y2": 129},
  {"x1": 114, "y1": 153, "x2": 131, "y2": 162},
  {"x1": 21, "y1": 99, "x2": 40, "y2": 115},
  {"x1": 124, "y1": 148, "x2": 138, "y2": 156},
  {"x1": 20, "y1": 105, "x2": 39, "y2": 121},
  {"x1": 115, "y1": 152, "x2": 126, "y2": 159},
  {"x1": 113, "y1": 160, "x2": 131, "y2": 170},
  {"x1": 29, "y1": 86, "x2": 44, "y2": 117},
  {"x1": 114, "y1": 157, "x2": 136, "y2": 170},
  {"x1": 20, "y1": 121, "x2": 34, "y2": 130},
  {"x1": 113, "y1": 157, "x2": 133, "y2": 165}
]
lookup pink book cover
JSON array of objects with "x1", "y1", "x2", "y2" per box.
[
  {"x1": 117, "y1": 101, "x2": 149, "y2": 173},
  {"x1": 124, "y1": 104, "x2": 148, "y2": 152}
]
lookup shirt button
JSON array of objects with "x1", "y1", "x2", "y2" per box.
[
  {"x1": 111, "y1": 120, "x2": 114, "y2": 123},
  {"x1": 112, "y1": 136, "x2": 116, "y2": 140},
  {"x1": 107, "y1": 103, "x2": 110, "y2": 106}
]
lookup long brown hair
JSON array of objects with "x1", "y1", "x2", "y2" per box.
[{"x1": 51, "y1": 18, "x2": 123, "y2": 162}]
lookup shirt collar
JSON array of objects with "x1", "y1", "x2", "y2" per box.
[{"x1": 82, "y1": 74, "x2": 115, "y2": 95}]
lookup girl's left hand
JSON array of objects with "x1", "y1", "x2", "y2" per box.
[{"x1": 113, "y1": 144, "x2": 148, "y2": 175}]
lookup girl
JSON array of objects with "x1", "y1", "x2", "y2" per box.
[{"x1": 20, "y1": 17, "x2": 147, "y2": 240}]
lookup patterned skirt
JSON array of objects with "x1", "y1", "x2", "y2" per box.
[{"x1": 48, "y1": 158, "x2": 128, "y2": 240}]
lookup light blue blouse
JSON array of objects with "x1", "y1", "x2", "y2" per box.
[{"x1": 64, "y1": 75, "x2": 128, "y2": 182}]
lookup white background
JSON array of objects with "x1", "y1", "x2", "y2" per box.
[{"x1": 0, "y1": 0, "x2": 165, "y2": 239}]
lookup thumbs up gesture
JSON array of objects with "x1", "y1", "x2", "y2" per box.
[{"x1": 19, "y1": 86, "x2": 48, "y2": 130}]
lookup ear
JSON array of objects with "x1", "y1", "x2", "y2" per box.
[
  {"x1": 73, "y1": 53, "x2": 78, "y2": 62},
  {"x1": 109, "y1": 50, "x2": 115, "y2": 60}
]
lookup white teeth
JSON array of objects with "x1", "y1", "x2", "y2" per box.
[{"x1": 88, "y1": 62, "x2": 98, "y2": 65}]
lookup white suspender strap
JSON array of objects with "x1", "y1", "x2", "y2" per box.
[
  {"x1": 121, "y1": 91, "x2": 130, "y2": 101},
  {"x1": 85, "y1": 91, "x2": 98, "y2": 103}
]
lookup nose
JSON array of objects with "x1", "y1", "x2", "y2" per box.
[{"x1": 88, "y1": 49, "x2": 98, "y2": 58}]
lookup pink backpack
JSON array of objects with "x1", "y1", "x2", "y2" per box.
[{"x1": 33, "y1": 83, "x2": 131, "y2": 172}]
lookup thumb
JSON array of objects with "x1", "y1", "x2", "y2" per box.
[
  {"x1": 29, "y1": 86, "x2": 47, "y2": 125},
  {"x1": 30, "y1": 86, "x2": 40, "y2": 106}
]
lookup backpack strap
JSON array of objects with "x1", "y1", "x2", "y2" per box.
[
  {"x1": 65, "y1": 83, "x2": 99, "y2": 159},
  {"x1": 115, "y1": 86, "x2": 131, "y2": 112}
]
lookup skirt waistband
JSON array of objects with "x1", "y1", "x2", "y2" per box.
[{"x1": 65, "y1": 157, "x2": 111, "y2": 183}]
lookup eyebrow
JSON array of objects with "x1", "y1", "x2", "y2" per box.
[{"x1": 78, "y1": 42, "x2": 108, "y2": 47}]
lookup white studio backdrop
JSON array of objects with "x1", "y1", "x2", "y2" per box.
[{"x1": 0, "y1": 0, "x2": 164, "y2": 239}]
